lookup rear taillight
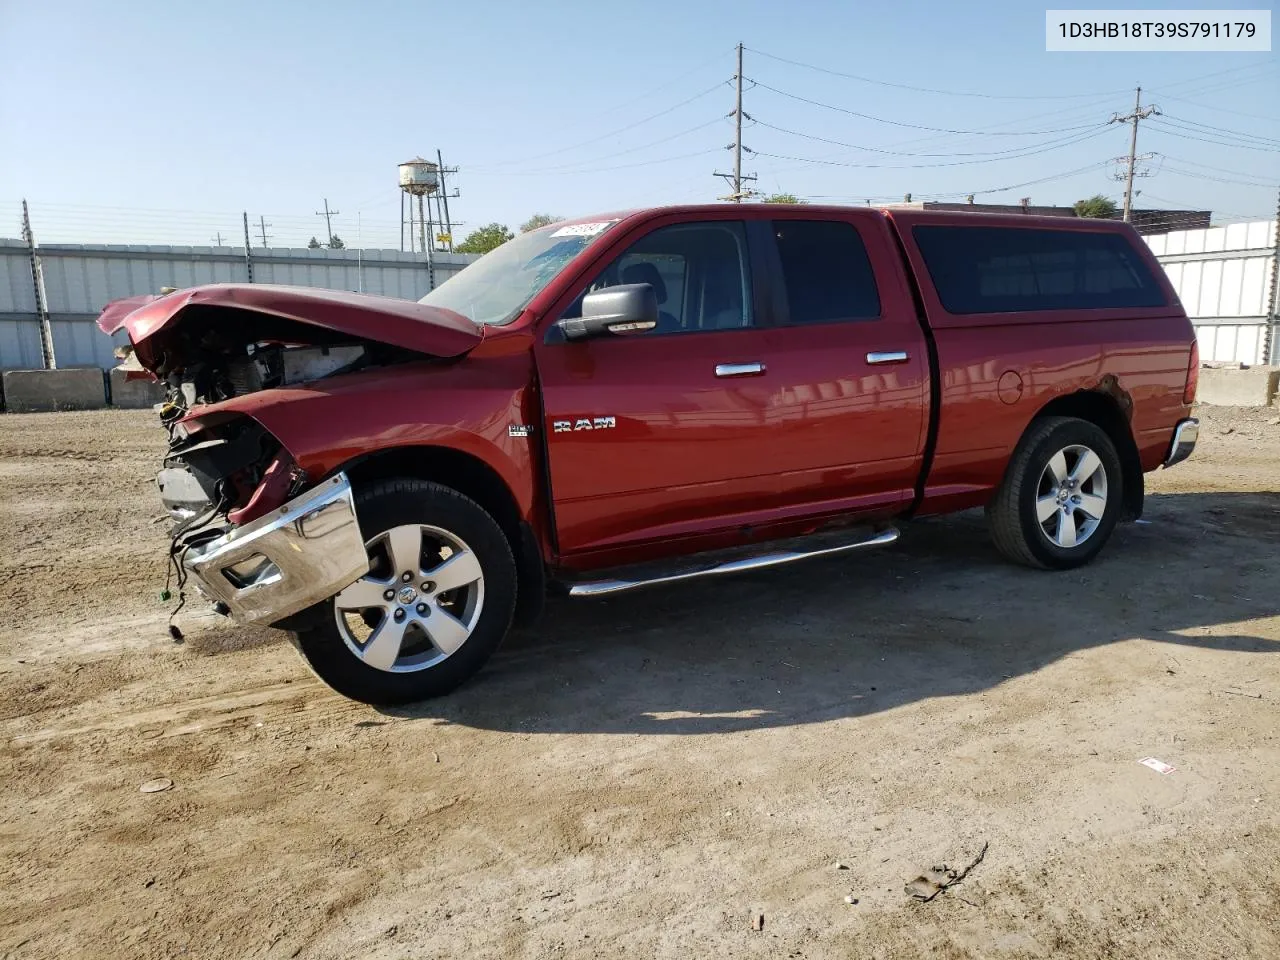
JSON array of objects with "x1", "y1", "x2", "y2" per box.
[{"x1": 1183, "y1": 340, "x2": 1199, "y2": 405}]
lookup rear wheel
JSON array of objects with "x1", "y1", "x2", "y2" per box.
[
  {"x1": 986, "y1": 416, "x2": 1123, "y2": 570},
  {"x1": 293, "y1": 479, "x2": 516, "y2": 704}
]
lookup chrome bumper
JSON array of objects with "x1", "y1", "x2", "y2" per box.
[
  {"x1": 181, "y1": 473, "x2": 368, "y2": 626},
  {"x1": 1163, "y1": 418, "x2": 1199, "y2": 468}
]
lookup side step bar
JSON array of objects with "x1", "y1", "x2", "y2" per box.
[{"x1": 567, "y1": 527, "x2": 900, "y2": 598}]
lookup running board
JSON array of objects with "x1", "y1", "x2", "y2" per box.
[{"x1": 566, "y1": 526, "x2": 900, "y2": 598}]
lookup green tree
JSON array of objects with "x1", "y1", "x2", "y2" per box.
[
  {"x1": 520, "y1": 213, "x2": 562, "y2": 233},
  {"x1": 307, "y1": 236, "x2": 322, "y2": 249},
  {"x1": 1073, "y1": 194, "x2": 1118, "y2": 219},
  {"x1": 456, "y1": 222, "x2": 515, "y2": 254},
  {"x1": 763, "y1": 193, "x2": 806, "y2": 204},
  {"x1": 328, "y1": 234, "x2": 345, "y2": 249}
]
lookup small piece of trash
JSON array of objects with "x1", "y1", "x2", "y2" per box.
[
  {"x1": 1222, "y1": 689, "x2": 1263, "y2": 700},
  {"x1": 140, "y1": 778, "x2": 174, "y2": 793},
  {"x1": 844, "y1": 895, "x2": 859, "y2": 904},
  {"x1": 750, "y1": 911, "x2": 764, "y2": 932},
  {"x1": 1138, "y1": 757, "x2": 1176, "y2": 775},
  {"x1": 1134, "y1": 519, "x2": 1153, "y2": 525},
  {"x1": 433, "y1": 752, "x2": 440, "y2": 763},
  {"x1": 905, "y1": 842, "x2": 988, "y2": 902},
  {"x1": 1192, "y1": 594, "x2": 1210, "y2": 601},
  {"x1": 833, "y1": 861, "x2": 849, "y2": 870}
]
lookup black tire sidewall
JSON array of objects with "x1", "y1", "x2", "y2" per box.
[
  {"x1": 1014, "y1": 420, "x2": 1123, "y2": 570},
  {"x1": 294, "y1": 479, "x2": 516, "y2": 705}
]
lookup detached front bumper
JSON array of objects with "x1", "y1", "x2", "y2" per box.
[
  {"x1": 1163, "y1": 418, "x2": 1199, "y2": 468},
  {"x1": 181, "y1": 473, "x2": 369, "y2": 626}
]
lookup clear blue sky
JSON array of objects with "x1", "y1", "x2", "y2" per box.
[{"x1": 1, "y1": 0, "x2": 1276, "y2": 248}]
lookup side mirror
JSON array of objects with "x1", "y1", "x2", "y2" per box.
[{"x1": 557, "y1": 284, "x2": 658, "y2": 341}]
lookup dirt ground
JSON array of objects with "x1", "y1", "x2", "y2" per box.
[{"x1": 2, "y1": 406, "x2": 1278, "y2": 960}]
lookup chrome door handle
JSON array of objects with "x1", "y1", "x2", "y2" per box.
[
  {"x1": 866, "y1": 351, "x2": 909, "y2": 365},
  {"x1": 715, "y1": 362, "x2": 766, "y2": 378}
]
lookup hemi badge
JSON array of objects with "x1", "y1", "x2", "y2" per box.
[{"x1": 508, "y1": 424, "x2": 534, "y2": 438}]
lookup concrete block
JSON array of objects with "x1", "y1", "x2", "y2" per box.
[
  {"x1": 1197, "y1": 365, "x2": 1280, "y2": 407},
  {"x1": 2, "y1": 368, "x2": 107, "y2": 412},
  {"x1": 109, "y1": 367, "x2": 166, "y2": 409}
]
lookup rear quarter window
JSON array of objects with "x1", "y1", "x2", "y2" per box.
[{"x1": 912, "y1": 225, "x2": 1167, "y2": 315}]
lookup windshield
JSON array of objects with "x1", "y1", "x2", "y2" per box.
[{"x1": 418, "y1": 220, "x2": 620, "y2": 325}]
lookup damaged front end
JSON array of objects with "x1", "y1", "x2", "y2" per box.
[
  {"x1": 159, "y1": 408, "x2": 370, "y2": 627},
  {"x1": 103, "y1": 283, "x2": 486, "y2": 628}
]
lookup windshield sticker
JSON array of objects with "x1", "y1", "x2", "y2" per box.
[{"x1": 550, "y1": 220, "x2": 618, "y2": 238}]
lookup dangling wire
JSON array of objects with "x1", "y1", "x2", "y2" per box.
[{"x1": 162, "y1": 495, "x2": 227, "y2": 642}]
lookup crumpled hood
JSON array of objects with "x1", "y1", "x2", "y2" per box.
[{"x1": 97, "y1": 283, "x2": 483, "y2": 371}]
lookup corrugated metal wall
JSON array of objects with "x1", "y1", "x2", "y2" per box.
[
  {"x1": 0, "y1": 239, "x2": 477, "y2": 370},
  {"x1": 1146, "y1": 220, "x2": 1279, "y2": 366}
]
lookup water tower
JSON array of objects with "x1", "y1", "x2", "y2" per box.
[{"x1": 399, "y1": 157, "x2": 438, "y2": 256}]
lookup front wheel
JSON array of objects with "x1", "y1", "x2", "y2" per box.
[
  {"x1": 293, "y1": 478, "x2": 517, "y2": 704},
  {"x1": 986, "y1": 416, "x2": 1123, "y2": 570}
]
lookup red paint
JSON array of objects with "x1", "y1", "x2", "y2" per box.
[
  {"x1": 228, "y1": 450, "x2": 297, "y2": 525},
  {"x1": 98, "y1": 283, "x2": 483, "y2": 369},
  {"x1": 108, "y1": 205, "x2": 1196, "y2": 577}
]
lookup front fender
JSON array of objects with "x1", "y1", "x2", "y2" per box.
[{"x1": 197, "y1": 355, "x2": 539, "y2": 521}]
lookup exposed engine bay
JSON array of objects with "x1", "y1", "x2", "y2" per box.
[{"x1": 154, "y1": 335, "x2": 426, "y2": 526}]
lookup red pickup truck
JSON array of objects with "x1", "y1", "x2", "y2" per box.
[{"x1": 100, "y1": 205, "x2": 1200, "y2": 704}]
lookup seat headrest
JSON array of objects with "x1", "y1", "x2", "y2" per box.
[{"x1": 621, "y1": 262, "x2": 668, "y2": 304}]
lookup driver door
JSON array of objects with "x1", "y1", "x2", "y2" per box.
[{"x1": 534, "y1": 217, "x2": 777, "y2": 559}]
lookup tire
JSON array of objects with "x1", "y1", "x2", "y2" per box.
[
  {"x1": 986, "y1": 416, "x2": 1124, "y2": 571},
  {"x1": 293, "y1": 478, "x2": 517, "y2": 705}
]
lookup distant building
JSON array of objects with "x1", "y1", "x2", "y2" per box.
[{"x1": 882, "y1": 200, "x2": 1211, "y2": 236}]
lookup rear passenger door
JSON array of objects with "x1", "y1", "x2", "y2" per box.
[{"x1": 751, "y1": 213, "x2": 931, "y2": 513}]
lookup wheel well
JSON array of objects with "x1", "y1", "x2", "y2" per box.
[
  {"x1": 1033, "y1": 390, "x2": 1144, "y2": 520},
  {"x1": 342, "y1": 446, "x2": 546, "y2": 624}
]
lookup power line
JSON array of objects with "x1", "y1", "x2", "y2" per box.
[
  {"x1": 1144, "y1": 60, "x2": 1278, "y2": 97},
  {"x1": 749, "y1": 126, "x2": 1114, "y2": 171},
  {"x1": 1147, "y1": 91, "x2": 1280, "y2": 124},
  {"x1": 1155, "y1": 154, "x2": 1280, "y2": 183},
  {"x1": 1158, "y1": 114, "x2": 1280, "y2": 147},
  {"x1": 749, "y1": 79, "x2": 1117, "y2": 136},
  {"x1": 485, "y1": 118, "x2": 723, "y2": 175},
  {"x1": 466, "y1": 80, "x2": 729, "y2": 170},
  {"x1": 751, "y1": 118, "x2": 1108, "y2": 158},
  {"x1": 745, "y1": 46, "x2": 1126, "y2": 100},
  {"x1": 1147, "y1": 121, "x2": 1280, "y2": 152},
  {"x1": 1158, "y1": 165, "x2": 1279, "y2": 188}
]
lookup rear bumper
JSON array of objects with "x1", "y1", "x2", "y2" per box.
[
  {"x1": 181, "y1": 473, "x2": 368, "y2": 626},
  {"x1": 1163, "y1": 418, "x2": 1199, "y2": 468}
]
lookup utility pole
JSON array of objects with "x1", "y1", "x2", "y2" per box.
[
  {"x1": 21, "y1": 199, "x2": 55, "y2": 370},
  {"x1": 211, "y1": 231, "x2": 229, "y2": 246},
  {"x1": 437, "y1": 148, "x2": 457, "y2": 252},
  {"x1": 714, "y1": 43, "x2": 757, "y2": 201},
  {"x1": 1111, "y1": 86, "x2": 1159, "y2": 222},
  {"x1": 316, "y1": 198, "x2": 339, "y2": 245},
  {"x1": 257, "y1": 215, "x2": 272, "y2": 248},
  {"x1": 242, "y1": 212, "x2": 255, "y2": 283},
  {"x1": 1264, "y1": 186, "x2": 1280, "y2": 364}
]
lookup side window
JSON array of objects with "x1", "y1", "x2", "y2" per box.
[
  {"x1": 912, "y1": 225, "x2": 1168, "y2": 314},
  {"x1": 774, "y1": 220, "x2": 881, "y2": 324},
  {"x1": 561, "y1": 222, "x2": 753, "y2": 334}
]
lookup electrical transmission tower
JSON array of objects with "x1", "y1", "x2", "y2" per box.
[
  {"x1": 714, "y1": 42, "x2": 757, "y2": 202},
  {"x1": 1110, "y1": 86, "x2": 1160, "y2": 222}
]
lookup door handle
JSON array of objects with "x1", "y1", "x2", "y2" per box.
[
  {"x1": 866, "y1": 351, "x2": 909, "y2": 365},
  {"x1": 715, "y1": 362, "x2": 766, "y2": 378}
]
